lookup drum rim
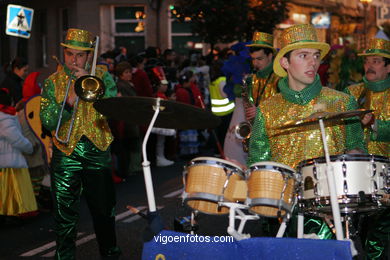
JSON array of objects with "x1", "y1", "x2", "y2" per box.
[
  {"x1": 187, "y1": 157, "x2": 244, "y2": 176},
  {"x1": 297, "y1": 154, "x2": 390, "y2": 168},
  {"x1": 301, "y1": 195, "x2": 383, "y2": 214},
  {"x1": 249, "y1": 161, "x2": 296, "y2": 175},
  {"x1": 184, "y1": 193, "x2": 230, "y2": 215}
]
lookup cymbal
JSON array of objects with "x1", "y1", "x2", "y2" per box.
[
  {"x1": 277, "y1": 109, "x2": 373, "y2": 129},
  {"x1": 94, "y1": 96, "x2": 221, "y2": 129}
]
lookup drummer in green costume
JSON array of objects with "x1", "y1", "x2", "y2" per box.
[
  {"x1": 345, "y1": 38, "x2": 390, "y2": 259},
  {"x1": 247, "y1": 24, "x2": 366, "y2": 239},
  {"x1": 40, "y1": 28, "x2": 121, "y2": 259}
]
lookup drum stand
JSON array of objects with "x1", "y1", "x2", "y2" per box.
[
  {"x1": 219, "y1": 202, "x2": 293, "y2": 241},
  {"x1": 219, "y1": 202, "x2": 259, "y2": 240}
]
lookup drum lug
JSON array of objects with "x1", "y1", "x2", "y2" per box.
[
  {"x1": 342, "y1": 162, "x2": 347, "y2": 179},
  {"x1": 343, "y1": 180, "x2": 348, "y2": 194},
  {"x1": 313, "y1": 166, "x2": 318, "y2": 180},
  {"x1": 372, "y1": 180, "x2": 378, "y2": 193},
  {"x1": 372, "y1": 163, "x2": 377, "y2": 177},
  {"x1": 314, "y1": 183, "x2": 318, "y2": 196}
]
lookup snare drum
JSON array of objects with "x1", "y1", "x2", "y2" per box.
[
  {"x1": 298, "y1": 154, "x2": 390, "y2": 213},
  {"x1": 183, "y1": 157, "x2": 246, "y2": 214},
  {"x1": 247, "y1": 162, "x2": 298, "y2": 218}
]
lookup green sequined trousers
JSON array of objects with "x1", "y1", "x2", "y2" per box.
[
  {"x1": 51, "y1": 137, "x2": 117, "y2": 260},
  {"x1": 365, "y1": 208, "x2": 390, "y2": 259}
]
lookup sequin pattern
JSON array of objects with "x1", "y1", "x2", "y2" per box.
[
  {"x1": 251, "y1": 88, "x2": 354, "y2": 169},
  {"x1": 249, "y1": 73, "x2": 279, "y2": 105},
  {"x1": 41, "y1": 66, "x2": 116, "y2": 155},
  {"x1": 347, "y1": 83, "x2": 389, "y2": 156}
]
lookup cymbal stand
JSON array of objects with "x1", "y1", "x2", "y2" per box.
[
  {"x1": 318, "y1": 118, "x2": 344, "y2": 240},
  {"x1": 142, "y1": 97, "x2": 163, "y2": 212}
]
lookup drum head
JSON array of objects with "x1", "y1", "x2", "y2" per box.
[
  {"x1": 189, "y1": 157, "x2": 244, "y2": 172},
  {"x1": 249, "y1": 161, "x2": 295, "y2": 175}
]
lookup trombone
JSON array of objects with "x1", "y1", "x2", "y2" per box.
[{"x1": 55, "y1": 36, "x2": 105, "y2": 144}]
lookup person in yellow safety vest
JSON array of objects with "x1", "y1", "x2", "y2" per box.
[
  {"x1": 210, "y1": 77, "x2": 235, "y2": 116},
  {"x1": 208, "y1": 62, "x2": 234, "y2": 156}
]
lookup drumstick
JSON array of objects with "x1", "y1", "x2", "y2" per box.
[
  {"x1": 127, "y1": 205, "x2": 147, "y2": 219},
  {"x1": 197, "y1": 96, "x2": 226, "y2": 159}
]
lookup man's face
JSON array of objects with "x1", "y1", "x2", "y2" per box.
[
  {"x1": 364, "y1": 56, "x2": 390, "y2": 82},
  {"x1": 280, "y1": 48, "x2": 321, "y2": 90},
  {"x1": 250, "y1": 49, "x2": 273, "y2": 71},
  {"x1": 64, "y1": 48, "x2": 89, "y2": 71}
]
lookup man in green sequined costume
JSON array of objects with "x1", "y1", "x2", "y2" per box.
[
  {"x1": 40, "y1": 28, "x2": 120, "y2": 259},
  {"x1": 247, "y1": 24, "x2": 366, "y2": 239},
  {"x1": 244, "y1": 32, "x2": 279, "y2": 121},
  {"x1": 345, "y1": 38, "x2": 390, "y2": 259}
]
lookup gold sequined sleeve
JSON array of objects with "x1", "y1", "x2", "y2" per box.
[
  {"x1": 247, "y1": 107, "x2": 271, "y2": 166},
  {"x1": 345, "y1": 95, "x2": 367, "y2": 152},
  {"x1": 40, "y1": 78, "x2": 72, "y2": 131}
]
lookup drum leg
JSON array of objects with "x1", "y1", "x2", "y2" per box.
[
  {"x1": 190, "y1": 211, "x2": 196, "y2": 235},
  {"x1": 297, "y1": 213, "x2": 304, "y2": 238},
  {"x1": 276, "y1": 220, "x2": 287, "y2": 238}
]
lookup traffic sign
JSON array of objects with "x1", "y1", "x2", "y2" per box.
[{"x1": 6, "y1": 4, "x2": 34, "y2": 39}]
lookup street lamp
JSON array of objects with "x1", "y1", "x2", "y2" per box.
[{"x1": 360, "y1": 0, "x2": 372, "y2": 48}]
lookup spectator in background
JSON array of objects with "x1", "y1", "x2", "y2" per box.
[
  {"x1": 17, "y1": 72, "x2": 50, "y2": 201},
  {"x1": 110, "y1": 61, "x2": 142, "y2": 178},
  {"x1": 162, "y1": 49, "x2": 179, "y2": 97},
  {"x1": 150, "y1": 66, "x2": 176, "y2": 167},
  {"x1": 0, "y1": 88, "x2": 37, "y2": 222},
  {"x1": 0, "y1": 57, "x2": 29, "y2": 105},
  {"x1": 99, "y1": 51, "x2": 116, "y2": 77},
  {"x1": 175, "y1": 71, "x2": 202, "y2": 157},
  {"x1": 114, "y1": 46, "x2": 128, "y2": 64},
  {"x1": 208, "y1": 61, "x2": 234, "y2": 156},
  {"x1": 130, "y1": 55, "x2": 154, "y2": 97}
]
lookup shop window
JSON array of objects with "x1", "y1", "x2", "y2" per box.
[
  {"x1": 170, "y1": 19, "x2": 201, "y2": 55},
  {"x1": 113, "y1": 6, "x2": 146, "y2": 55}
]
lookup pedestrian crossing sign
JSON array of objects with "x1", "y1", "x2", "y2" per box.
[{"x1": 6, "y1": 4, "x2": 34, "y2": 39}]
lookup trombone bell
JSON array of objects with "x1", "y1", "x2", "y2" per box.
[{"x1": 75, "y1": 75, "x2": 105, "y2": 102}]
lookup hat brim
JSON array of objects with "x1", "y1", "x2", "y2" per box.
[
  {"x1": 357, "y1": 52, "x2": 390, "y2": 59},
  {"x1": 273, "y1": 42, "x2": 330, "y2": 77},
  {"x1": 246, "y1": 43, "x2": 277, "y2": 54},
  {"x1": 61, "y1": 43, "x2": 94, "y2": 51}
]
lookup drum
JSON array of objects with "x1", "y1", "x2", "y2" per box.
[
  {"x1": 298, "y1": 154, "x2": 390, "y2": 213},
  {"x1": 183, "y1": 157, "x2": 246, "y2": 215},
  {"x1": 247, "y1": 162, "x2": 298, "y2": 218}
]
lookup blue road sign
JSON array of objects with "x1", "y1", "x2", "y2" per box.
[{"x1": 6, "y1": 4, "x2": 34, "y2": 39}]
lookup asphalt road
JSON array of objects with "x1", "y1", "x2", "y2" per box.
[{"x1": 1, "y1": 151, "x2": 254, "y2": 260}]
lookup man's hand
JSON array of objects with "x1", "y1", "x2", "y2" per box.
[
  {"x1": 245, "y1": 105, "x2": 257, "y2": 121},
  {"x1": 71, "y1": 66, "x2": 88, "y2": 79}
]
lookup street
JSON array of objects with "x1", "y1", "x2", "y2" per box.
[{"x1": 0, "y1": 154, "x2": 247, "y2": 260}]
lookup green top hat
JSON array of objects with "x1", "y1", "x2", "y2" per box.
[
  {"x1": 61, "y1": 28, "x2": 94, "y2": 51},
  {"x1": 246, "y1": 32, "x2": 276, "y2": 54},
  {"x1": 273, "y1": 24, "x2": 330, "y2": 77},
  {"x1": 358, "y1": 38, "x2": 390, "y2": 59}
]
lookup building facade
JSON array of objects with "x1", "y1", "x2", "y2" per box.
[{"x1": 0, "y1": 0, "x2": 381, "y2": 80}]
